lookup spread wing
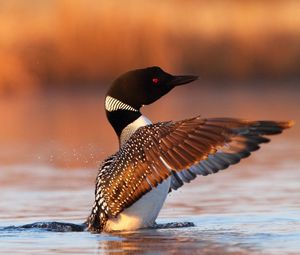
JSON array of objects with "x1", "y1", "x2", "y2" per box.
[
  {"x1": 168, "y1": 118, "x2": 292, "y2": 190},
  {"x1": 87, "y1": 116, "x2": 293, "y2": 231}
]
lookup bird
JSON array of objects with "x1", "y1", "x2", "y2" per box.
[{"x1": 87, "y1": 66, "x2": 293, "y2": 233}]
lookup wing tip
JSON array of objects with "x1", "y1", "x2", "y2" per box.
[
  {"x1": 275, "y1": 120, "x2": 295, "y2": 130},
  {"x1": 285, "y1": 120, "x2": 295, "y2": 129}
]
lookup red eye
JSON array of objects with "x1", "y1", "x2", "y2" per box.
[{"x1": 152, "y1": 78, "x2": 159, "y2": 84}]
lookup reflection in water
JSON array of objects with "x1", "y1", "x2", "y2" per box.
[
  {"x1": 100, "y1": 228, "x2": 252, "y2": 255},
  {"x1": 97, "y1": 210, "x2": 300, "y2": 255}
]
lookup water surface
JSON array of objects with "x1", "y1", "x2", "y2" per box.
[{"x1": 0, "y1": 85, "x2": 299, "y2": 254}]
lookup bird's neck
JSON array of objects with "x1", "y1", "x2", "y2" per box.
[
  {"x1": 106, "y1": 110, "x2": 152, "y2": 147},
  {"x1": 105, "y1": 95, "x2": 153, "y2": 146},
  {"x1": 119, "y1": 115, "x2": 152, "y2": 146},
  {"x1": 106, "y1": 110, "x2": 141, "y2": 137}
]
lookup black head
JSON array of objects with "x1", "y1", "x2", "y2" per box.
[{"x1": 107, "y1": 66, "x2": 198, "y2": 110}]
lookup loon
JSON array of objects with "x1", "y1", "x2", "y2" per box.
[{"x1": 87, "y1": 66, "x2": 293, "y2": 233}]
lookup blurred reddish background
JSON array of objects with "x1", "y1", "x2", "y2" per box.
[
  {"x1": 0, "y1": 1, "x2": 299, "y2": 168},
  {"x1": 1, "y1": 0, "x2": 300, "y2": 95}
]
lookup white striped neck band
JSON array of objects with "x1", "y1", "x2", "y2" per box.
[{"x1": 105, "y1": 96, "x2": 138, "y2": 112}]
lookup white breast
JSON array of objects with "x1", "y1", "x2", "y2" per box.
[
  {"x1": 105, "y1": 114, "x2": 170, "y2": 232},
  {"x1": 120, "y1": 115, "x2": 152, "y2": 146},
  {"x1": 105, "y1": 178, "x2": 170, "y2": 232}
]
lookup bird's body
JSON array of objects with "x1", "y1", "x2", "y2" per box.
[
  {"x1": 105, "y1": 176, "x2": 170, "y2": 231},
  {"x1": 105, "y1": 114, "x2": 171, "y2": 232},
  {"x1": 87, "y1": 66, "x2": 293, "y2": 233}
]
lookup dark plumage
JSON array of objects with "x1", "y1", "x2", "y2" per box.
[{"x1": 87, "y1": 67, "x2": 293, "y2": 233}]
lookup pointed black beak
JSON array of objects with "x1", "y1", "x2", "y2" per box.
[{"x1": 168, "y1": 75, "x2": 198, "y2": 87}]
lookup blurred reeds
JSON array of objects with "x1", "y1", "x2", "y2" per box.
[{"x1": 1, "y1": 0, "x2": 300, "y2": 94}]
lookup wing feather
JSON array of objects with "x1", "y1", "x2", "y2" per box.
[{"x1": 88, "y1": 116, "x2": 293, "y2": 231}]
